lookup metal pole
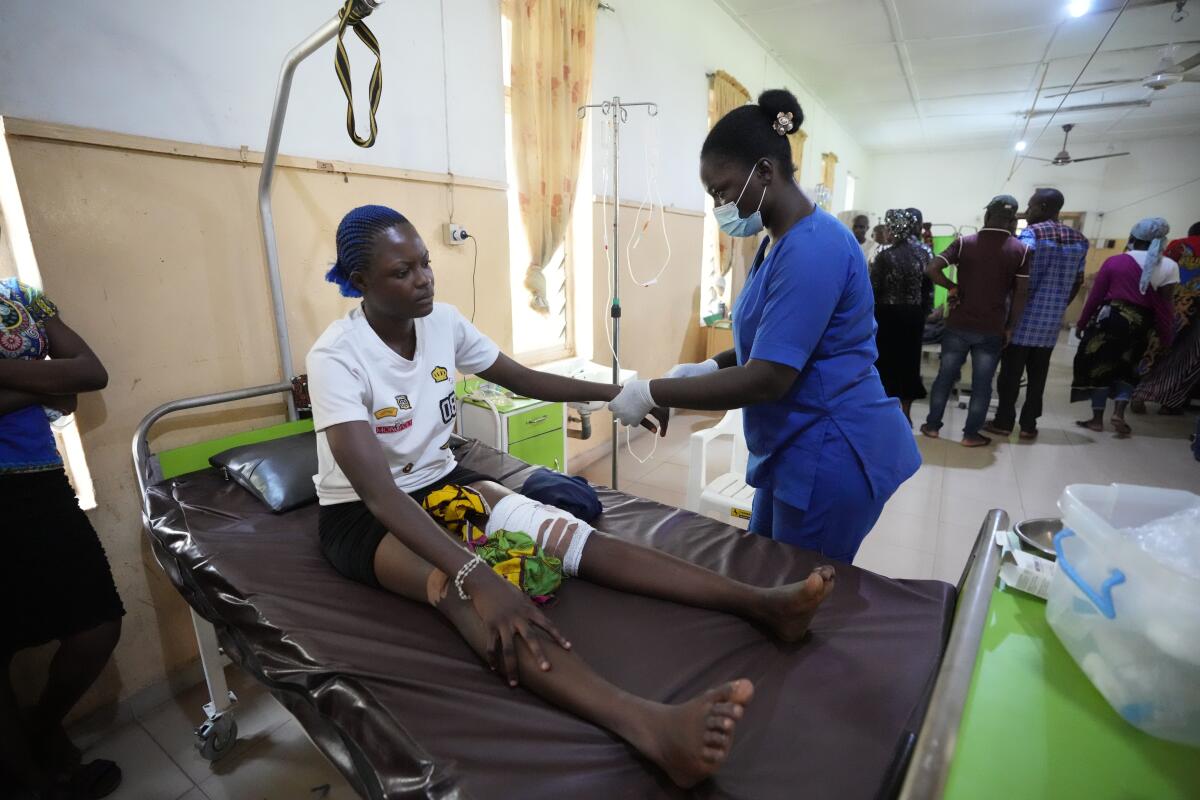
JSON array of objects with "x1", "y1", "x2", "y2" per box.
[
  {"x1": 258, "y1": 1, "x2": 383, "y2": 420},
  {"x1": 610, "y1": 97, "x2": 621, "y2": 489}
]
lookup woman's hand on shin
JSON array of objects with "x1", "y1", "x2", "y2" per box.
[{"x1": 466, "y1": 569, "x2": 570, "y2": 687}]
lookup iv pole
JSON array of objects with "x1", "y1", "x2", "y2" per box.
[
  {"x1": 577, "y1": 96, "x2": 657, "y2": 490},
  {"x1": 259, "y1": 0, "x2": 384, "y2": 420}
]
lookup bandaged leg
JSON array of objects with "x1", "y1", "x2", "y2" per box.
[{"x1": 486, "y1": 494, "x2": 593, "y2": 576}]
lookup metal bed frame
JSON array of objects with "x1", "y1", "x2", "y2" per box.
[{"x1": 133, "y1": 381, "x2": 294, "y2": 759}]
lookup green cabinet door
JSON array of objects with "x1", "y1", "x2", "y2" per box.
[
  {"x1": 507, "y1": 404, "x2": 563, "y2": 442},
  {"x1": 508, "y1": 429, "x2": 565, "y2": 472}
]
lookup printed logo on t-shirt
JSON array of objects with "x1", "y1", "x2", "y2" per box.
[
  {"x1": 373, "y1": 407, "x2": 398, "y2": 420},
  {"x1": 376, "y1": 419, "x2": 414, "y2": 435},
  {"x1": 395, "y1": 394, "x2": 412, "y2": 410},
  {"x1": 439, "y1": 392, "x2": 457, "y2": 424},
  {"x1": 431, "y1": 366, "x2": 449, "y2": 383}
]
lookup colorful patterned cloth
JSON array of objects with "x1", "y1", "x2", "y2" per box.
[
  {"x1": 1, "y1": 279, "x2": 62, "y2": 474},
  {"x1": 1011, "y1": 221, "x2": 1089, "y2": 347},
  {"x1": 421, "y1": 484, "x2": 563, "y2": 599}
]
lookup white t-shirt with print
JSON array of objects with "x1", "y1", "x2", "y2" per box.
[
  {"x1": 307, "y1": 302, "x2": 500, "y2": 505},
  {"x1": 1128, "y1": 249, "x2": 1181, "y2": 289}
]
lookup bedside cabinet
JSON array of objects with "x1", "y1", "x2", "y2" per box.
[{"x1": 456, "y1": 379, "x2": 567, "y2": 473}]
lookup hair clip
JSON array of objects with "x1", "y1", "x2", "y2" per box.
[{"x1": 772, "y1": 111, "x2": 794, "y2": 136}]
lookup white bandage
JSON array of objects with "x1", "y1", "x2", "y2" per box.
[{"x1": 486, "y1": 494, "x2": 593, "y2": 577}]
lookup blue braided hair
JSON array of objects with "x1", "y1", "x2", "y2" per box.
[{"x1": 325, "y1": 204, "x2": 410, "y2": 297}]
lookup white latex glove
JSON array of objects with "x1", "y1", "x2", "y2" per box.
[
  {"x1": 664, "y1": 359, "x2": 720, "y2": 380},
  {"x1": 609, "y1": 379, "x2": 657, "y2": 427}
]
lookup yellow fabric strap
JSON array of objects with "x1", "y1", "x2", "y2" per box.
[{"x1": 335, "y1": 0, "x2": 383, "y2": 148}]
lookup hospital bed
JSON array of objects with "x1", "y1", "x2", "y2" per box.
[{"x1": 134, "y1": 381, "x2": 1004, "y2": 799}]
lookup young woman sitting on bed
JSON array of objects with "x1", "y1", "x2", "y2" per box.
[{"x1": 308, "y1": 205, "x2": 836, "y2": 788}]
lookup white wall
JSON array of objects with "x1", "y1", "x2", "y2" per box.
[
  {"x1": 860, "y1": 133, "x2": 1200, "y2": 240},
  {"x1": 0, "y1": 0, "x2": 507, "y2": 182},
  {"x1": 0, "y1": 0, "x2": 873, "y2": 212},
  {"x1": 590, "y1": 0, "x2": 871, "y2": 213}
]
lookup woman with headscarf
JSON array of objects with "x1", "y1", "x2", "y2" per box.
[
  {"x1": 1072, "y1": 217, "x2": 1176, "y2": 436},
  {"x1": 870, "y1": 208, "x2": 929, "y2": 423}
]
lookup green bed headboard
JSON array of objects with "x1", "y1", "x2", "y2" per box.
[{"x1": 157, "y1": 418, "x2": 314, "y2": 480}]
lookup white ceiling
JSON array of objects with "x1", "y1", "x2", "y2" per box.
[{"x1": 717, "y1": 0, "x2": 1200, "y2": 155}]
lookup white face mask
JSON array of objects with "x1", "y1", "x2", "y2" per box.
[{"x1": 713, "y1": 163, "x2": 766, "y2": 238}]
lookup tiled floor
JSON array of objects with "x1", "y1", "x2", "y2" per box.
[{"x1": 72, "y1": 335, "x2": 1198, "y2": 798}]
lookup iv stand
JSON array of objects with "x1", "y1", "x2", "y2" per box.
[{"x1": 577, "y1": 96, "x2": 657, "y2": 490}]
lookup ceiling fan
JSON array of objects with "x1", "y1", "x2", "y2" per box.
[
  {"x1": 1023, "y1": 124, "x2": 1130, "y2": 166},
  {"x1": 1045, "y1": 46, "x2": 1200, "y2": 99}
]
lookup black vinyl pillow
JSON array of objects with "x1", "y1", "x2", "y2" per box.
[{"x1": 209, "y1": 431, "x2": 318, "y2": 513}]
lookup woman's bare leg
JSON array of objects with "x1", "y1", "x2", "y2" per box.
[
  {"x1": 469, "y1": 482, "x2": 835, "y2": 642},
  {"x1": 372, "y1": 534, "x2": 754, "y2": 788}
]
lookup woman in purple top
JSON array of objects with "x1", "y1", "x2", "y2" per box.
[{"x1": 1072, "y1": 218, "x2": 1175, "y2": 436}]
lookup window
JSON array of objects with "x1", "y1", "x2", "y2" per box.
[
  {"x1": 501, "y1": 3, "x2": 576, "y2": 360},
  {"x1": 843, "y1": 174, "x2": 856, "y2": 213}
]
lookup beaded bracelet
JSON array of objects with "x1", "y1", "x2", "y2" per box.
[{"x1": 454, "y1": 557, "x2": 485, "y2": 601}]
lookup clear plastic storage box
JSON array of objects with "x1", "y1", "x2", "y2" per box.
[{"x1": 1047, "y1": 483, "x2": 1200, "y2": 746}]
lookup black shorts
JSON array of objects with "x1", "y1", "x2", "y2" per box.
[
  {"x1": 318, "y1": 465, "x2": 493, "y2": 588},
  {"x1": 1, "y1": 469, "x2": 126, "y2": 656}
]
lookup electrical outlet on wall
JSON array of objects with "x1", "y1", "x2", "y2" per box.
[{"x1": 443, "y1": 223, "x2": 469, "y2": 246}]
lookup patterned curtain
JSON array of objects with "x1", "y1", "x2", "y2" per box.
[
  {"x1": 510, "y1": 0, "x2": 598, "y2": 313},
  {"x1": 707, "y1": 71, "x2": 751, "y2": 310}
]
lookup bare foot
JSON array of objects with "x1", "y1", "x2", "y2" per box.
[
  {"x1": 919, "y1": 424, "x2": 940, "y2": 439},
  {"x1": 960, "y1": 433, "x2": 992, "y2": 448},
  {"x1": 1112, "y1": 417, "x2": 1132, "y2": 437},
  {"x1": 645, "y1": 680, "x2": 755, "y2": 788},
  {"x1": 758, "y1": 566, "x2": 836, "y2": 642},
  {"x1": 1075, "y1": 419, "x2": 1103, "y2": 432}
]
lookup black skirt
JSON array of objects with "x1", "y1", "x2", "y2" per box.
[
  {"x1": 318, "y1": 464, "x2": 493, "y2": 588},
  {"x1": 874, "y1": 304, "x2": 928, "y2": 402},
  {"x1": 1, "y1": 469, "x2": 125, "y2": 656},
  {"x1": 1071, "y1": 300, "x2": 1154, "y2": 402}
]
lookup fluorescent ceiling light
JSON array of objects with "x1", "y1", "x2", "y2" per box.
[
  {"x1": 1067, "y1": 1, "x2": 1090, "y2": 17},
  {"x1": 1015, "y1": 140, "x2": 1028, "y2": 151}
]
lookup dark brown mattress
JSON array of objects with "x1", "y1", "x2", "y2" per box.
[{"x1": 144, "y1": 439, "x2": 955, "y2": 800}]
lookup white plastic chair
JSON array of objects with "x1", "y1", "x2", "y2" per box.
[{"x1": 686, "y1": 409, "x2": 754, "y2": 529}]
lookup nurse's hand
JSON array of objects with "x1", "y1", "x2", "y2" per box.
[
  {"x1": 609, "y1": 379, "x2": 663, "y2": 432},
  {"x1": 665, "y1": 359, "x2": 719, "y2": 379}
]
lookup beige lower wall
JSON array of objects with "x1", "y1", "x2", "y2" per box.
[{"x1": 5, "y1": 127, "x2": 512, "y2": 719}]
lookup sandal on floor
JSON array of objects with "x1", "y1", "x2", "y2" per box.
[
  {"x1": 960, "y1": 433, "x2": 992, "y2": 448},
  {"x1": 1112, "y1": 418, "x2": 1132, "y2": 437},
  {"x1": 1075, "y1": 419, "x2": 1103, "y2": 432},
  {"x1": 67, "y1": 760, "x2": 121, "y2": 800},
  {"x1": 1018, "y1": 429, "x2": 1038, "y2": 440},
  {"x1": 983, "y1": 422, "x2": 1012, "y2": 436},
  {"x1": 919, "y1": 424, "x2": 940, "y2": 439}
]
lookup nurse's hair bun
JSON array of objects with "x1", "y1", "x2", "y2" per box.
[{"x1": 758, "y1": 89, "x2": 804, "y2": 136}]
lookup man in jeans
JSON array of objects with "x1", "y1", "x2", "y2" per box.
[
  {"x1": 922, "y1": 195, "x2": 1030, "y2": 447},
  {"x1": 985, "y1": 189, "x2": 1089, "y2": 439}
]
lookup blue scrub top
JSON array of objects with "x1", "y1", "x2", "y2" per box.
[{"x1": 732, "y1": 207, "x2": 920, "y2": 511}]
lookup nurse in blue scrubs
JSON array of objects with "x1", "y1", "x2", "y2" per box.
[{"x1": 609, "y1": 89, "x2": 920, "y2": 562}]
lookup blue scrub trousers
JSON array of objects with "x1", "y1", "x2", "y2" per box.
[{"x1": 747, "y1": 441, "x2": 886, "y2": 563}]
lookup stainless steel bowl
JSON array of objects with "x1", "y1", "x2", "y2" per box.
[{"x1": 1014, "y1": 517, "x2": 1063, "y2": 558}]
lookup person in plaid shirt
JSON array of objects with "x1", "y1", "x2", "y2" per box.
[{"x1": 986, "y1": 189, "x2": 1088, "y2": 439}]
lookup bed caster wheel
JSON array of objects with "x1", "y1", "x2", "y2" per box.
[{"x1": 195, "y1": 714, "x2": 238, "y2": 762}]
